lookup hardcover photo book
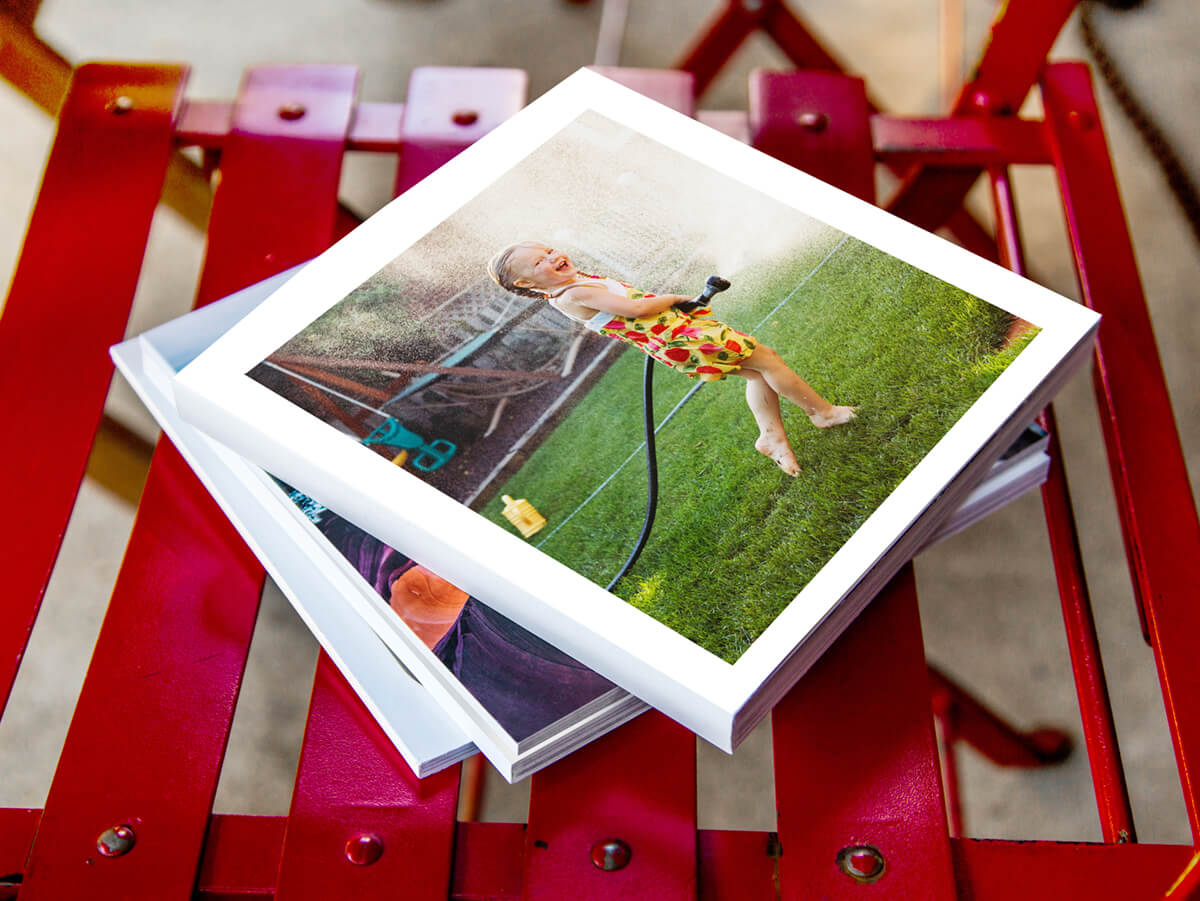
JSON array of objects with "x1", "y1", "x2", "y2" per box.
[
  {"x1": 174, "y1": 69, "x2": 1099, "y2": 750},
  {"x1": 112, "y1": 269, "x2": 647, "y2": 782},
  {"x1": 115, "y1": 269, "x2": 1048, "y2": 779}
]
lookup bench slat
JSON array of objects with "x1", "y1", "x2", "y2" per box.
[
  {"x1": 21, "y1": 439, "x2": 265, "y2": 900},
  {"x1": 1043, "y1": 61, "x2": 1200, "y2": 842},
  {"x1": 0, "y1": 63, "x2": 185, "y2": 717},
  {"x1": 524, "y1": 711, "x2": 698, "y2": 901},
  {"x1": 773, "y1": 567, "x2": 957, "y2": 899},
  {"x1": 275, "y1": 653, "x2": 460, "y2": 901}
]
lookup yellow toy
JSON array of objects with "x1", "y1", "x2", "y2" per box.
[{"x1": 501, "y1": 495, "x2": 547, "y2": 539}]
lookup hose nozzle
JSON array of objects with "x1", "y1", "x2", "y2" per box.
[{"x1": 676, "y1": 275, "x2": 731, "y2": 313}]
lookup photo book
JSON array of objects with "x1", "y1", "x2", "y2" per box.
[
  {"x1": 172, "y1": 69, "x2": 1099, "y2": 751},
  {"x1": 117, "y1": 266, "x2": 1046, "y2": 777},
  {"x1": 115, "y1": 267, "x2": 1050, "y2": 779},
  {"x1": 112, "y1": 268, "x2": 648, "y2": 782}
]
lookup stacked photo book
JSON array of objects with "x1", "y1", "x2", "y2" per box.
[{"x1": 112, "y1": 69, "x2": 1098, "y2": 782}]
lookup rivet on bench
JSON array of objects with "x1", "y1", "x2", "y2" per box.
[
  {"x1": 278, "y1": 102, "x2": 308, "y2": 121},
  {"x1": 1067, "y1": 109, "x2": 1095, "y2": 132},
  {"x1": 590, "y1": 838, "x2": 632, "y2": 871},
  {"x1": 970, "y1": 90, "x2": 994, "y2": 112},
  {"x1": 452, "y1": 110, "x2": 479, "y2": 127},
  {"x1": 345, "y1": 833, "x2": 384, "y2": 866},
  {"x1": 111, "y1": 96, "x2": 135, "y2": 115},
  {"x1": 797, "y1": 111, "x2": 827, "y2": 132},
  {"x1": 836, "y1": 844, "x2": 885, "y2": 883},
  {"x1": 96, "y1": 824, "x2": 136, "y2": 857}
]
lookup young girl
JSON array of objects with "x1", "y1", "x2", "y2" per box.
[{"x1": 487, "y1": 242, "x2": 855, "y2": 476}]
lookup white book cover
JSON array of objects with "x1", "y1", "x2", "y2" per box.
[
  {"x1": 116, "y1": 269, "x2": 1048, "y2": 778},
  {"x1": 174, "y1": 69, "x2": 1099, "y2": 750},
  {"x1": 112, "y1": 269, "x2": 645, "y2": 782}
]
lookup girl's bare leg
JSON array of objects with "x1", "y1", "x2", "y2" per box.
[
  {"x1": 741, "y1": 344, "x2": 856, "y2": 428},
  {"x1": 737, "y1": 369, "x2": 801, "y2": 476}
]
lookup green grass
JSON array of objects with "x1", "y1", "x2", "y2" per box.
[{"x1": 482, "y1": 238, "x2": 1033, "y2": 662}]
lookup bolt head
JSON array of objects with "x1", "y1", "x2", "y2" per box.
[
  {"x1": 96, "y1": 824, "x2": 136, "y2": 857},
  {"x1": 590, "y1": 838, "x2": 632, "y2": 871},
  {"x1": 452, "y1": 109, "x2": 479, "y2": 127},
  {"x1": 345, "y1": 833, "x2": 384, "y2": 866},
  {"x1": 797, "y1": 111, "x2": 828, "y2": 132},
  {"x1": 1067, "y1": 109, "x2": 1095, "y2": 131},
  {"x1": 837, "y1": 844, "x2": 885, "y2": 883},
  {"x1": 111, "y1": 96, "x2": 135, "y2": 115},
  {"x1": 278, "y1": 102, "x2": 307, "y2": 121},
  {"x1": 970, "y1": 90, "x2": 993, "y2": 112}
]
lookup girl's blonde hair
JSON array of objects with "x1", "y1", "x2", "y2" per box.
[{"x1": 487, "y1": 242, "x2": 548, "y2": 299}]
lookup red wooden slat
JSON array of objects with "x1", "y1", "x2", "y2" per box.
[
  {"x1": 196, "y1": 65, "x2": 358, "y2": 304},
  {"x1": 696, "y1": 830, "x2": 776, "y2": 901},
  {"x1": 394, "y1": 66, "x2": 526, "y2": 195},
  {"x1": 195, "y1": 814, "x2": 286, "y2": 901},
  {"x1": 885, "y1": 0, "x2": 1077, "y2": 232},
  {"x1": 523, "y1": 712, "x2": 697, "y2": 901},
  {"x1": 178, "y1": 99, "x2": 408, "y2": 154},
  {"x1": 0, "y1": 63, "x2": 185, "y2": 717},
  {"x1": 274, "y1": 653, "x2": 459, "y2": 901},
  {"x1": 21, "y1": 63, "x2": 357, "y2": 900},
  {"x1": 451, "y1": 821, "x2": 525, "y2": 901},
  {"x1": 1041, "y1": 409, "x2": 1137, "y2": 842},
  {"x1": 175, "y1": 99, "x2": 234, "y2": 148},
  {"x1": 1042, "y1": 61, "x2": 1200, "y2": 840},
  {"x1": 773, "y1": 567, "x2": 956, "y2": 899},
  {"x1": 13, "y1": 804, "x2": 1200, "y2": 899},
  {"x1": 0, "y1": 807, "x2": 38, "y2": 891},
  {"x1": 20, "y1": 440, "x2": 266, "y2": 900},
  {"x1": 956, "y1": 837, "x2": 1190, "y2": 900},
  {"x1": 186, "y1": 64, "x2": 422, "y2": 899},
  {"x1": 989, "y1": 159, "x2": 1135, "y2": 841},
  {"x1": 873, "y1": 116, "x2": 1050, "y2": 168},
  {"x1": 757, "y1": 71, "x2": 954, "y2": 899},
  {"x1": 347, "y1": 101, "x2": 406, "y2": 153},
  {"x1": 177, "y1": 98, "x2": 1052, "y2": 171},
  {"x1": 749, "y1": 70, "x2": 874, "y2": 203},
  {"x1": 178, "y1": 98, "x2": 404, "y2": 152}
]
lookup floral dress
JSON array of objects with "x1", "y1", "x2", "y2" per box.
[{"x1": 552, "y1": 275, "x2": 757, "y2": 382}]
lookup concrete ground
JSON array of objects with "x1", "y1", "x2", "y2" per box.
[{"x1": 1, "y1": 0, "x2": 1197, "y2": 845}]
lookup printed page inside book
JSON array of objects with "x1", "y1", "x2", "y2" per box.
[{"x1": 247, "y1": 107, "x2": 1041, "y2": 665}]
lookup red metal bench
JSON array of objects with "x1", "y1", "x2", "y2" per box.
[{"x1": 3, "y1": 10, "x2": 1200, "y2": 898}]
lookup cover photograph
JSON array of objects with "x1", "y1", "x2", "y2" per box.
[{"x1": 175, "y1": 69, "x2": 1100, "y2": 749}]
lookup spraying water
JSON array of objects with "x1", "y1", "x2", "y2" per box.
[{"x1": 279, "y1": 109, "x2": 839, "y2": 359}]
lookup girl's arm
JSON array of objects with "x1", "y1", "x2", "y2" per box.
[{"x1": 561, "y1": 284, "x2": 689, "y2": 318}]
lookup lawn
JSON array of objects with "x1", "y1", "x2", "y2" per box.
[{"x1": 481, "y1": 236, "x2": 1031, "y2": 663}]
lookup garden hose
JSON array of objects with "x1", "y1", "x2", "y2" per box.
[
  {"x1": 605, "y1": 275, "x2": 731, "y2": 592},
  {"x1": 606, "y1": 355, "x2": 658, "y2": 592}
]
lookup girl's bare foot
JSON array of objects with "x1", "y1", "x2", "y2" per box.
[
  {"x1": 755, "y1": 433, "x2": 801, "y2": 476},
  {"x1": 809, "y1": 405, "x2": 857, "y2": 428}
]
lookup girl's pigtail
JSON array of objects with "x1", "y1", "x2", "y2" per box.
[{"x1": 487, "y1": 244, "x2": 545, "y2": 300}]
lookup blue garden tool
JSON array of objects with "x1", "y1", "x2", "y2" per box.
[{"x1": 363, "y1": 417, "x2": 457, "y2": 472}]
